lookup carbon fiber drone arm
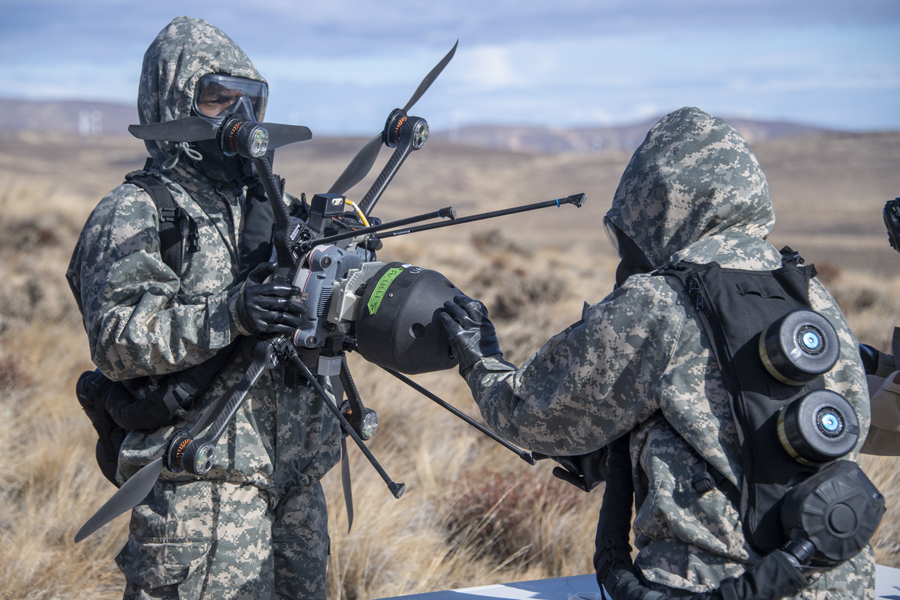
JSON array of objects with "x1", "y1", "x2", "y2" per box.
[
  {"x1": 170, "y1": 337, "x2": 280, "y2": 475},
  {"x1": 357, "y1": 130, "x2": 415, "y2": 216}
]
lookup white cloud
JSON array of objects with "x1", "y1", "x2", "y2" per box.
[
  {"x1": 457, "y1": 45, "x2": 524, "y2": 90},
  {"x1": 630, "y1": 102, "x2": 664, "y2": 121}
]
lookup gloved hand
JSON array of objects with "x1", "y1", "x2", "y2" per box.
[
  {"x1": 438, "y1": 294, "x2": 502, "y2": 376},
  {"x1": 235, "y1": 261, "x2": 307, "y2": 335},
  {"x1": 551, "y1": 446, "x2": 609, "y2": 492}
]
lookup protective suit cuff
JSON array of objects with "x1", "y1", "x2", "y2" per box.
[
  {"x1": 226, "y1": 285, "x2": 252, "y2": 337},
  {"x1": 464, "y1": 354, "x2": 516, "y2": 388},
  {"x1": 207, "y1": 291, "x2": 236, "y2": 348},
  {"x1": 477, "y1": 354, "x2": 515, "y2": 371}
]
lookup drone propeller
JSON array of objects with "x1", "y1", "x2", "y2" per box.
[
  {"x1": 327, "y1": 40, "x2": 458, "y2": 197},
  {"x1": 129, "y1": 119, "x2": 312, "y2": 151},
  {"x1": 73, "y1": 342, "x2": 273, "y2": 543},
  {"x1": 265, "y1": 123, "x2": 313, "y2": 149},
  {"x1": 327, "y1": 135, "x2": 381, "y2": 196},
  {"x1": 402, "y1": 40, "x2": 457, "y2": 114},
  {"x1": 74, "y1": 456, "x2": 164, "y2": 542},
  {"x1": 129, "y1": 117, "x2": 218, "y2": 143}
]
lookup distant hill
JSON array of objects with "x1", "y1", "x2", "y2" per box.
[
  {"x1": 0, "y1": 98, "x2": 835, "y2": 153},
  {"x1": 0, "y1": 99, "x2": 138, "y2": 136},
  {"x1": 430, "y1": 118, "x2": 835, "y2": 154}
]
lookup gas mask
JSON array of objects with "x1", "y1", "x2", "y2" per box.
[{"x1": 189, "y1": 74, "x2": 269, "y2": 186}]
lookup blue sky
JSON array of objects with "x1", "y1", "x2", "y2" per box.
[{"x1": 1, "y1": 0, "x2": 898, "y2": 134}]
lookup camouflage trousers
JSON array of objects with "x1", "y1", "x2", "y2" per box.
[
  {"x1": 639, "y1": 544, "x2": 876, "y2": 599},
  {"x1": 116, "y1": 479, "x2": 329, "y2": 600}
]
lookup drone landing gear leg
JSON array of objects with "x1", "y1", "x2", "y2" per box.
[
  {"x1": 382, "y1": 368, "x2": 541, "y2": 465},
  {"x1": 285, "y1": 348, "x2": 406, "y2": 500}
]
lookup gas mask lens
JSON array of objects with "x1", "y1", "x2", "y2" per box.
[{"x1": 193, "y1": 74, "x2": 268, "y2": 123}]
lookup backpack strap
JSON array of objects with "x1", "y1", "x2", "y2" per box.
[
  {"x1": 107, "y1": 340, "x2": 242, "y2": 431},
  {"x1": 125, "y1": 165, "x2": 199, "y2": 275}
]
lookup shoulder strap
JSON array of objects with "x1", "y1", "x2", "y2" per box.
[
  {"x1": 155, "y1": 341, "x2": 242, "y2": 412},
  {"x1": 125, "y1": 164, "x2": 199, "y2": 275}
]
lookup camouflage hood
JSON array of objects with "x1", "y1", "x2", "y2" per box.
[
  {"x1": 138, "y1": 16, "x2": 266, "y2": 163},
  {"x1": 605, "y1": 107, "x2": 775, "y2": 268}
]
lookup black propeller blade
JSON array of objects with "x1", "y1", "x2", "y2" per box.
[
  {"x1": 73, "y1": 365, "x2": 257, "y2": 542},
  {"x1": 265, "y1": 123, "x2": 313, "y2": 150},
  {"x1": 129, "y1": 117, "x2": 218, "y2": 143},
  {"x1": 130, "y1": 118, "x2": 312, "y2": 151},
  {"x1": 403, "y1": 40, "x2": 458, "y2": 113},
  {"x1": 328, "y1": 135, "x2": 382, "y2": 196},
  {"x1": 327, "y1": 41, "x2": 459, "y2": 197},
  {"x1": 74, "y1": 457, "x2": 164, "y2": 542}
]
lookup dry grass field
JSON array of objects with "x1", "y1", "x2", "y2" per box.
[{"x1": 0, "y1": 127, "x2": 899, "y2": 599}]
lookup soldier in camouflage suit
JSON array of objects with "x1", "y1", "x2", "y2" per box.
[
  {"x1": 440, "y1": 107, "x2": 875, "y2": 598},
  {"x1": 67, "y1": 16, "x2": 339, "y2": 600}
]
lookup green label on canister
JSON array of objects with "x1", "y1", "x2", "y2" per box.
[{"x1": 367, "y1": 267, "x2": 404, "y2": 315}]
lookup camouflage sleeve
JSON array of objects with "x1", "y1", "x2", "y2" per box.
[
  {"x1": 71, "y1": 185, "x2": 240, "y2": 380},
  {"x1": 808, "y1": 277, "x2": 871, "y2": 455},
  {"x1": 465, "y1": 276, "x2": 685, "y2": 455}
]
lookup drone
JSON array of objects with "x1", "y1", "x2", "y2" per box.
[{"x1": 76, "y1": 42, "x2": 585, "y2": 542}]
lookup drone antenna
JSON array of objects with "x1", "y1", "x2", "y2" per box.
[
  {"x1": 376, "y1": 194, "x2": 587, "y2": 240},
  {"x1": 383, "y1": 368, "x2": 539, "y2": 465}
]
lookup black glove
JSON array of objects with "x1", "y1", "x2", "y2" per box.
[
  {"x1": 551, "y1": 446, "x2": 609, "y2": 492},
  {"x1": 236, "y1": 261, "x2": 307, "y2": 335},
  {"x1": 438, "y1": 294, "x2": 502, "y2": 376}
]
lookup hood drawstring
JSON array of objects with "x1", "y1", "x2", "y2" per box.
[{"x1": 162, "y1": 142, "x2": 203, "y2": 171}]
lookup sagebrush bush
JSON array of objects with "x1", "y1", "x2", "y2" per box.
[
  {"x1": 445, "y1": 471, "x2": 585, "y2": 566},
  {"x1": 0, "y1": 355, "x2": 32, "y2": 390}
]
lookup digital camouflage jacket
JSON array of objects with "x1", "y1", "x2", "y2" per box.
[
  {"x1": 466, "y1": 108, "x2": 874, "y2": 597},
  {"x1": 67, "y1": 16, "x2": 340, "y2": 496}
]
